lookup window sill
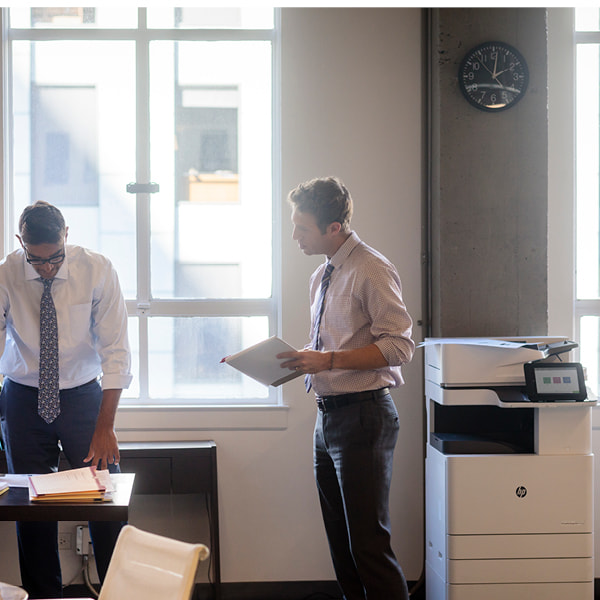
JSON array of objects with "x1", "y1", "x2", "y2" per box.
[{"x1": 115, "y1": 403, "x2": 289, "y2": 433}]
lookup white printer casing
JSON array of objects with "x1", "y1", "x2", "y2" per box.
[{"x1": 424, "y1": 337, "x2": 595, "y2": 600}]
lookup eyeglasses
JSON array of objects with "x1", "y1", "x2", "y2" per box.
[{"x1": 25, "y1": 248, "x2": 65, "y2": 266}]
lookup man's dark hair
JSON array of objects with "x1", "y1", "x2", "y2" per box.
[
  {"x1": 287, "y1": 176, "x2": 353, "y2": 234},
  {"x1": 19, "y1": 201, "x2": 66, "y2": 245}
]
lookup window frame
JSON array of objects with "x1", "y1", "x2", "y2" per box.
[
  {"x1": 574, "y1": 20, "x2": 600, "y2": 396},
  {"x1": 0, "y1": 8, "x2": 287, "y2": 426}
]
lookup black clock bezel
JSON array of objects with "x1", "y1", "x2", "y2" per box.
[{"x1": 458, "y1": 41, "x2": 529, "y2": 113}]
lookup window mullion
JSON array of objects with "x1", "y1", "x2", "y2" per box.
[{"x1": 135, "y1": 7, "x2": 151, "y2": 400}]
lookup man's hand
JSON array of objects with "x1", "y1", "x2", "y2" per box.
[
  {"x1": 278, "y1": 349, "x2": 332, "y2": 375},
  {"x1": 84, "y1": 425, "x2": 120, "y2": 470},
  {"x1": 278, "y1": 344, "x2": 388, "y2": 375},
  {"x1": 83, "y1": 388, "x2": 122, "y2": 470}
]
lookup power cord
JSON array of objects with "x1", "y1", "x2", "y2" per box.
[{"x1": 82, "y1": 555, "x2": 99, "y2": 598}]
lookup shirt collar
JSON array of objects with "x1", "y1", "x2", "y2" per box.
[{"x1": 329, "y1": 231, "x2": 360, "y2": 269}]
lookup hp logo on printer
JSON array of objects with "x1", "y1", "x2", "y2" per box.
[{"x1": 515, "y1": 486, "x2": 528, "y2": 498}]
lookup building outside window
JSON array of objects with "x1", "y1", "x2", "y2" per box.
[{"x1": 3, "y1": 7, "x2": 279, "y2": 405}]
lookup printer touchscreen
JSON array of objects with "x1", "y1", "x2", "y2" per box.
[{"x1": 524, "y1": 362, "x2": 587, "y2": 402}]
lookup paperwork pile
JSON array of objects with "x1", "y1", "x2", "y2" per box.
[{"x1": 29, "y1": 466, "x2": 114, "y2": 502}]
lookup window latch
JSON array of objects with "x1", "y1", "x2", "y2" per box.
[{"x1": 126, "y1": 182, "x2": 160, "y2": 194}]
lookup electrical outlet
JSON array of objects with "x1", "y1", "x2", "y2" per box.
[
  {"x1": 58, "y1": 532, "x2": 72, "y2": 550},
  {"x1": 76, "y1": 525, "x2": 93, "y2": 556}
]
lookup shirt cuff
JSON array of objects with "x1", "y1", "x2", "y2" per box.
[{"x1": 101, "y1": 373, "x2": 133, "y2": 390}]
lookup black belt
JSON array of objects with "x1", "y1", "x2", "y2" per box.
[
  {"x1": 7, "y1": 377, "x2": 98, "y2": 392},
  {"x1": 316, "y1": 387, "x2": 390, "y2": 412}
]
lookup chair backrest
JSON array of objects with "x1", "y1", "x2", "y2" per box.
[{"x1": 98, "y1": 525, "x2": 210, "y2": 600}]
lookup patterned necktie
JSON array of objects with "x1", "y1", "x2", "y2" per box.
[
  {"x1": 38, "y1": 278, "x2": 60, "y2": 423},
  {"x1": 306, "y1": 262, "x2": 334, "y2": 392}
]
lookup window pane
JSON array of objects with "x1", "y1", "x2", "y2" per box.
[
  {"x1": 146, "y1": 316, "x2": 271, "y2": 402},
  {"x1": 576, "y1": 44, "x2": 600, "y2": 299},
  {"x1": 11, "y1": 40, "x2": 137, "y2": 297},
  {"x1": 123, "y1": 317, "x2": 140, "y2": 400},
  {"x1": 579, "y1": 316, "x2": 600, "y2": 398},
  {"x1": 146, "y1": 7, "x2": 274, "y2": 29},
  {"x1": 575, "y1": 8, "x2": 600, "y2": 32},
  {"x1": 149, "y1": 41, "x2": 273, "y2": 299},
  {"x1": 10, "y1": 7, "x2": 138, "y2": 28}
]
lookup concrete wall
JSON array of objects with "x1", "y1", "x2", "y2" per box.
[{"x1": 429, "y1": 8, "x2": 549, "y2": 337}]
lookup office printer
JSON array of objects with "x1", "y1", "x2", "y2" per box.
[
  {"x1": 424, "y1": 336, "x2": 595, "y2": 600},
  {"x1": 424, "y1": 336, "x2": 593, "y2": 454}
]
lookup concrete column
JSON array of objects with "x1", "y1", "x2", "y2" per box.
[{"x1": 428, "y1": 8, "x2": 548, "y2": 337}]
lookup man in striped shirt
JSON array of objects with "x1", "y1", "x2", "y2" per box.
[{"x1": 280, "y1": 177, "x2": 415, "y2": 600}]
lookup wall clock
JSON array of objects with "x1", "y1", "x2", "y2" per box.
[{"x1": 458, "y1": 41, "x2": 529, "y2": 112}]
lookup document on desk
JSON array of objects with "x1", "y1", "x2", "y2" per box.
[
  {"x1": 29, "y1": 466, "x2": 112, "y2": 502},
  {"x1": 221, "y1": 336, "x2": 303, "y2": 387},
  {"x1": 0, "y1": 474, "x2": 30, "y2": 488}
]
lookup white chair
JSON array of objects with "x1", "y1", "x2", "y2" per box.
[
  {"x1": 0, "y1": 581, "x2": 28, "y2": 600},
  {"x1": 37, "y1": 525, "x2": 210, "y2": 600},
  {"x1": 97, "y1": 525, "x2": 209, "y2": 600}
]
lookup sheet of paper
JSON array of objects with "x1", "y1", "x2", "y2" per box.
[
  {"x1": 0, "y1": 474, "x2": 31, "y2": 488},
  {"x1": 417, "y1": 338, "x2": 537, "y2": 349},
  {"x1": 29, "y1": 466, "x2": 104, "y2": 497},
  {"x1": 95, "y1": 469, "x2": 115, "y2": 493}
]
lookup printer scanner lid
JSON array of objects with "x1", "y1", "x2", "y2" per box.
[{"x1": 423, "y1": 337, "x2": 574, "y2": 388}]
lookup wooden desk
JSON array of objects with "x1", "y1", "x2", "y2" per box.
[{"x1": 0, "y1": 474, "x2": 134, "y2": 522}]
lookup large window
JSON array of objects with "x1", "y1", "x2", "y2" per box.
[
  {"x1": 4, "y1": 7, "x2": 279, "y2": 405},
  {"x1": 576, "y1": 8, "x2": 600, "y2": 397}
]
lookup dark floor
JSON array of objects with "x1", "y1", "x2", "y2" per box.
[{"x1": 65, "y1": 578, "x2": 426, "y2": 600}]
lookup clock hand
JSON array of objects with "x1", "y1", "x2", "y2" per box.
[
  {"x1": 492, "y1": 52, "x2": 498, "y2": 78},
  {"x1": 475, "y1": 56, "x2": 494, "y2": 77}
]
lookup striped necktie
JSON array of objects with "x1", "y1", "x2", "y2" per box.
[
  {"x1": 38, "y1": 278, "x2": 60, "y2": 423},
  {"x1": 306, "y1": 262, "x2": 334, "y2": 392}
]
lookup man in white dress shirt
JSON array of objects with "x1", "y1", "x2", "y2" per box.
[{"x1": 0, "y1": 201, "x2": 132, "y2": 598}]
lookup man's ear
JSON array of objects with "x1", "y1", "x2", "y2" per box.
[
  {"x1": 327, "y1": 221, "x2": 342, "y2": 236},
  {"x1": 16, "y1": 234, "x2": 24, "y2": 249}
]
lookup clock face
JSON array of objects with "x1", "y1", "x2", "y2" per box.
[{"x1": 458, "y1": 42, "x2": 529, "y2": 112}]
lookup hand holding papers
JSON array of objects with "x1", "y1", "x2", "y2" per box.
[
  {"x1": 221, "y1": 336, "x2": 303, "y2": 387},
  {"x1": 29, "y1": 466, "x2": 114, "y2": 503}
]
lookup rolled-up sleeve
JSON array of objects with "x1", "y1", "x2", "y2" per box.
[
  {"x1": 92, "y1": 262, "x2": 133, "y2": 390},
  {"x1": 365, "y1": 261, "x2": 415, "y2": 366}
]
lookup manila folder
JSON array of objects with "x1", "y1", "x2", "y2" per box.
[{"x1": 223, "y1": 336, "x2": 303, "y2": 387}]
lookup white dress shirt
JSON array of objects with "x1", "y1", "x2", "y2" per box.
[
  {"x1": 309, "y1": 231, "x2": 414, "y2": 396},
  {"x1": 0, "y1": 245, "x2": 132, "y2": 391}
]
